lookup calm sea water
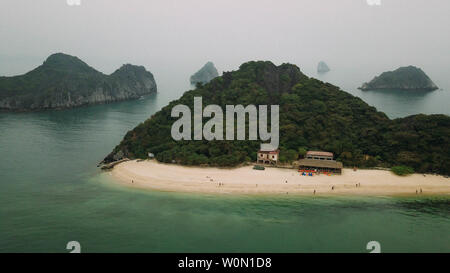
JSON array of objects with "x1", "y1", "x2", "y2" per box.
[{"x1": 0, "y1": 74, "x2": 449, "y2": 253}]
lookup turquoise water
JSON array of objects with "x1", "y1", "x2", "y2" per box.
[{"x1": 0, "y1": 79, "x2": 449, "y2": 253}]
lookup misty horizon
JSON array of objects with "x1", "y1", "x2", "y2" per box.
[{"x1": 1, "y1": 0, "x2": 449, "y2": 81}]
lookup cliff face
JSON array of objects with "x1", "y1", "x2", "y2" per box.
[
  {"x1": 0, "y1": 53, "x2": 157, "y2": 111},
  {"x1": 317, "y1": 61, "x2": 330, "y2": 73},
  {"x1": 190, "y1": 62, "x2": 219, "y2": 85},
  {"x1": 359, "y1": 66, "x2": 438, "y2": 91}
]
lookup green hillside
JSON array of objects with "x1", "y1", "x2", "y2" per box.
[
  {"x1": 0, "y1": 53, "x2": 157, "y2": 110},
  {"x1": 104, "y1": 61, "x2": 450, "y2": 175}
]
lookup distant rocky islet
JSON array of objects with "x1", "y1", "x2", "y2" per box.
[
  {"x1": 359, "y1": 66, "x2": 438, "y2": 91},
  {"x1": 190, "y1": 62, "x2": 219, "y2": 85},
  {"x1": 317, "y1": 61, "x2": 330, "y2": 73}
]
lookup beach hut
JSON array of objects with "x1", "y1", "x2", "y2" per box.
[
  {"x1": 257, "y1": 147, "x2": 279, "y2": 165},
  {"x1": 297, "y1": 150, "x2": 343, "y2": 174},
  {"x1": 298, "y1": 159, "x2": 343, "y2": 174}
]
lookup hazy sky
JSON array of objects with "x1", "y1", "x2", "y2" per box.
[{"x1": 1, "y1": 0, "x2": 449, "y2": 84}]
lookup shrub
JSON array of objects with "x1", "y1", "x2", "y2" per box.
[{"x1": 391, "y1": 166, "x2": 415, "y2": 176}]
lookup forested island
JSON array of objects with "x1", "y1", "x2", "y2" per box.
[
  {"x1": 359, "y1": 66, "x2": 438, "y2": 91},
  {"x1": 190, "y1": 62, "x2": 219, "y2": 85},
  {"x1": 104, "y1": 61, "x2": 450, "y2": 175},
  {"x1": 0, "y1": 53, "x2": 157, "y2": 111}
]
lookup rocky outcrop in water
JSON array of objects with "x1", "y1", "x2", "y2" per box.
[
  {"x1": 190, "y1": 62, "x2": 219, "y2": 85},
  {"x1": 359, "y1": 66, "x2": 438, "y2": 91},
  {"x1": 0, "y1": 53, "x2": 157, "y2": 111},
  {"x1": 317, "y1": 61, "x2": 330, "y2": 73}
]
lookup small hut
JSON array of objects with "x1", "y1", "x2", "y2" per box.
[{"x1": 257, "y1": 147, "x2": 279, "y2": 165}]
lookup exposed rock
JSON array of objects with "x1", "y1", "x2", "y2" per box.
[
  {"x1": 317, "y1": 61, "x2": 330, "y2": 73},
  {"x1": 359, "y1": 66, "x2": 438, "y2": 91},
  {"x1": 190, "y1": 62, "x2": 219, "y2": 85},
  {"x1": 0, "y1": 53, "x2": 157, "y2": 111}
]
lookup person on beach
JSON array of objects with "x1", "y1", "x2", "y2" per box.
[{"x1": 313, "y1": 190, "x2": 316, "y2": 195}]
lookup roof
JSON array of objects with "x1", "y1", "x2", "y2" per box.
[
  {"x1": 259, "y1": 144, "x2": 279, "y2": 152},
  {"x1": 298, "y1": 159, "x2": 343, "y2": 169},
  {"x1": 258, "y1": 150, "x2": 279, "y2": 154},
  {"x1": 306, "y1": 151, "x2": 334, "y2": 157},
  {"x1": 258, "y1": 145, "x2": 279, "y2": 153}
]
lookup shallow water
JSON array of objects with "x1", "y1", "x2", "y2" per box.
[{"x1": 0, "y1": 75, "x2": 449, "y2": 253}]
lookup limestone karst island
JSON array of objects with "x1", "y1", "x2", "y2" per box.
[
  {"x1": 359, "y1": 66, "x2": 438, "y2": 91},
  {"x1": 190, "y1": 61, "x2": 219, "y2": 85},
  {"x1": 317, "y1": 61, "x2": 330, "y2": 73},
  {"x1": 103, "y1": 61, "x2": 450, "y2": 196},
  {"x1": 0, "y1": 53, "x2": 157, "y2": 111}
]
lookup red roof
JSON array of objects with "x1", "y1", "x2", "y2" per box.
[{"x1": 306, "y1": 151, "x2": 333, "y2": 157}]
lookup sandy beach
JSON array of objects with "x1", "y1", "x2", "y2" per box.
[{"x1": 110, "y1": 160, "x2": 450, "y2": 196}]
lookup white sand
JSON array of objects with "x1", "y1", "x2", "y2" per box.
[{"x1": 110, "y1": 160, "x2": 450, "y2": 196}]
